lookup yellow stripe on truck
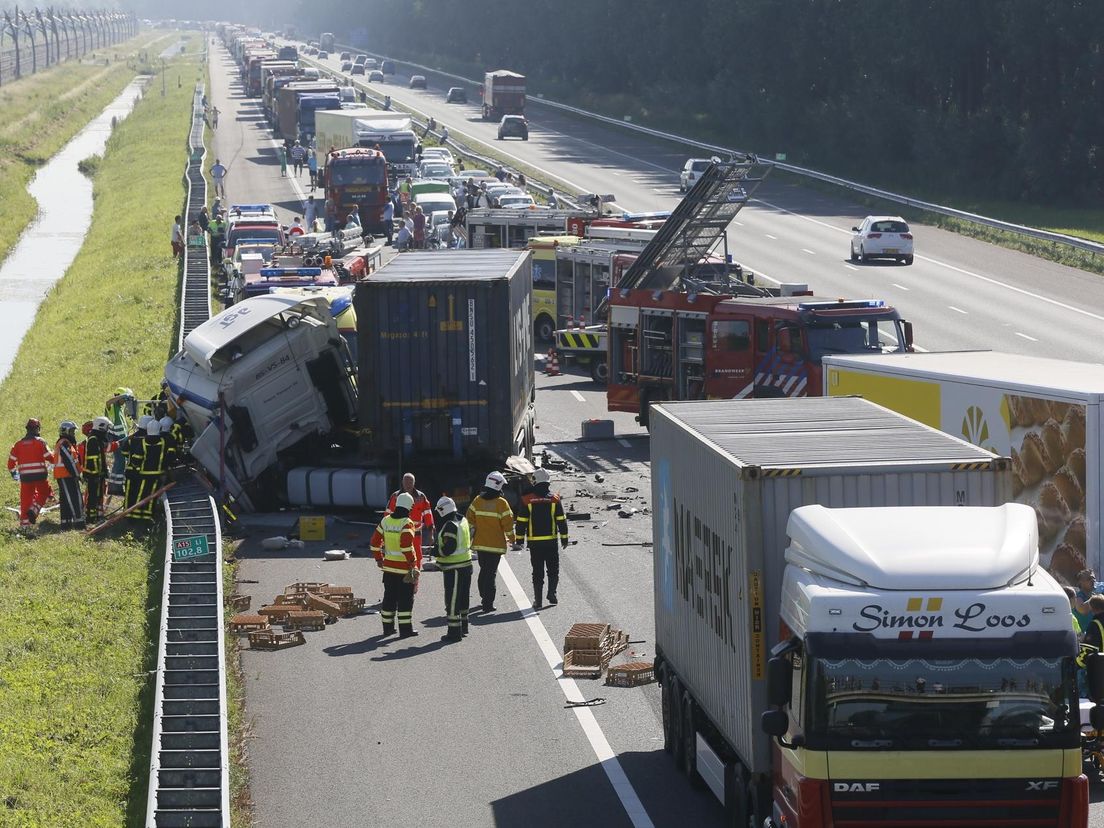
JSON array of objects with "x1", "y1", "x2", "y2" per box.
[
  {"x1": 826, "y1": 368, "x2": 942, "y2": 429},
  {"x1": 782, "y1": 747, "x2": 1078, "y2": 781}
]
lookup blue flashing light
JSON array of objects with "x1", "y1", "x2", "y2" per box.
[
  {"x1": 260, "y1": 267, "x2": 324, "y2": 278},
  {"x1": 231, "y1": 204, "x2": 273, "y2": 213}
]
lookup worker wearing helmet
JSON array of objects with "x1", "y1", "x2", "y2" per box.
[
  {"x1": 465, "y1": 471, "x2": 517, "y2": 613},
  {"x1": 81, "y1": 417, "x2": 116, "y2": 523},
  {"x1": 124, "y1": 418, "x2": 168, "y2": 524},
  {"x1": 159, "y1": 416, "x2": 179, "y2": 469},
  {"x1": 516, "y1": 467, "x2": 569, "y2": 609},
  {"x1": 370, "y1": 491, "x2": 420, "y2": 637},
  {"x1": 7, "y1": 418, "x2": 54, "y2": 528},
  {"x1": 53, "y1": 420, "x2": 84, "y2": 529},
  {"x1": 104, "y1": 387, "x2": 135, "y2": 497},
  {"x1": 434, "y1": 496, "x2": 472, "y2": 641},
  {"x1": 385, "y1": 473, "x2": 434, "y2": 568}
]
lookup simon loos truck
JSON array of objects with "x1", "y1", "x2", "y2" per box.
[
  {"x1": 164, "y1": 295, "x2": 357, "y2": 511},
  {"x1": 823, "y1": 351, "x2": 1104, "y2": 588},
  {"x1": 354, "y1": 249, "x2": 535, "y2": 492},
  {"x1": 649, "y1": 396, "x2": 1087, "y2": 828}
]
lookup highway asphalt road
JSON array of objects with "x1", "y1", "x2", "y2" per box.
[
  {"x1": 213, "y1": 41, "x2": 1104, "y2": 827},
  {"x1": 301, "y1": 45, "x2": 1104, "y2": 366}
]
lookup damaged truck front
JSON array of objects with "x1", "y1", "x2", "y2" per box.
[{"x1": 165, "y1": 294, "x2": 357, "y2": 511}]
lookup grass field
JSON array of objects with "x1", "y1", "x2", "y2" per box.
[
  {"x1": 0, "y1": 32, "x2": 171, "y2": 269},
  {"x1": 0, "y1": 36, "x2": 202, "y2": 827}
]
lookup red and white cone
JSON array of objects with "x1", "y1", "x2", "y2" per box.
[{"x1": 546, "y1": 349, "x2": 562, "y2": 376}]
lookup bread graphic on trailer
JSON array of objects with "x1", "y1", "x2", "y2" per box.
[
  {"x1": 1051, "y1": 543, "x2": 1086, "y2": 585},
  {"x1": 1039, "y1": 418, "x2": 1066, "y2": 474},
  {"x1": 1018, "y1": 431, "x2": 1047, "y2": 487}
]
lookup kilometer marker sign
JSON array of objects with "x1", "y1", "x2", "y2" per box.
[{"x1": 173, "y1": 535, "x2": 211, "y2": 562}]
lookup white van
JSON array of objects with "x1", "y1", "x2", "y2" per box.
[{"x1": 413, "y1": 191, "x2": 456, "y2": 217}]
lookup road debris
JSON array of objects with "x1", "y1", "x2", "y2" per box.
[
  {"x1": 564, "y1": 698, "x2": 606, "y2": 708},
  {"x1": 261, "y1": 536, "x2": 306, "y2": 550}
]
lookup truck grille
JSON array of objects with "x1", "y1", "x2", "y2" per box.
[{"x1": 831, "y1": 778, "x2": 1061, "y2": 827}]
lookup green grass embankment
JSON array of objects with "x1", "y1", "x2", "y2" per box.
[
  {"x1": 0, "y1": 31, "x2": 170, "y2": 268},
  {"x1": 0, "y1": 35, "x2": 202, "y2": 827}
]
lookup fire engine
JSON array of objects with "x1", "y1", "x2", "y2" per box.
[
  {"x1": 606, "y1": 289, "x2": 913, "y2": 425},
  {"x1": 321, "y1": 148, "x2": 389, "y2": 235}
]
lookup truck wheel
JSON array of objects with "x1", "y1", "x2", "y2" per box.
[
  {"x1": 750, "y1": 776, "x2": 773, "y2": 828},
  {"x1": 535, "y1": 315, "x2": 555, "y2": 342},
  {"x1": 589, "y1": 359, "x2": 608, "y2": 386},
  {"x1": 681, "y1": 693, "x2": 704, "y2": 789}
]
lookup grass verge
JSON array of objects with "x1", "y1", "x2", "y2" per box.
[
  {"x1": 0, "y1": 35, "x2": 202, "y2": 827},
  {"x1": 0, "y1": 31, "x2": 171, "y2": 269}
]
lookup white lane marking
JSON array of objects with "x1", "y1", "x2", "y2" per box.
[
  {"x1": 765, "y1": 233, "x2": 777, "y2": 240},
  {"x1": 892, "y1": 283, "x2": 910, "y2": 291},
  {"x1": 733, "y1": 221, "x2": 744, "y2": 227},
  {"x1": 753, "y1": 196, "x2": 1104, "y2": 324},
  {"x1": 801, "y1": 248, "x2": 816, "y2": 255},
  {"x1": 611, "y1": 171, "x2": 621, "y2": 176},
  {"x1": 617, "y1": 438, "x2": 632, "y2": 449},
  {"x1": 844, "y1": 264, "x2": 858, "y2": 271},
  {"x1": 651, "y1": 189, "x2": 669, "y2": 194},
  {"x1": 498, "y1": 558, "x2": 655, "y2": 828},
  {"x1": 948, "y1": 306, "x2": 968, "y2": 314},
  {"x1": 1015, "y1": 332, "x2": 1039, "y2": 342},
  {"x1": 570, "y1": 390, "x2": 586, "y2": 403}
]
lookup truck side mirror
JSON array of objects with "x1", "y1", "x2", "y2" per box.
[
  {"x1": 761, "y1": 709, "x2": 788, "y2": 738},
  {"x1": 766, "y1": 655, "x2": 793, "y2": 708},
  {"x1": 902, "y1": 320, "x2": 914, "y2": 352},
  {"x1": 1087, "y1": 654, "x2": 1104, "y2": 703}
]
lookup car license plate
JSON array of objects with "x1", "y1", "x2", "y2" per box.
[{"x1": 885, "y1": 248, "x2": 898, "y2": 254}]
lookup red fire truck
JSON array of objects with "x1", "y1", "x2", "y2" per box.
[
  {"x1": 606, "y1": 289, "x2": 914, "y2": 426},
  {"x1": 321, "y1": 148, "x2": 389, "y2": 236}
]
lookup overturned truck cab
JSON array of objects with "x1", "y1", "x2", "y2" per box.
[{"x1": 165, "y1": 295, "x2": 357, "y2": 511}]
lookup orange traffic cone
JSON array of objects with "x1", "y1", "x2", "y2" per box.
[{"x1": 547, "y1": 349, "x2": 561, "y2": 376}]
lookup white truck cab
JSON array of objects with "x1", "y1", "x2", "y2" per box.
[{"x1": 164, "y1": 294, "x2": 357, "y2": 510}]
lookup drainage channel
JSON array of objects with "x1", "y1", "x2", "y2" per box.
[{"x1": 146, "y1": 84, "x2": 230, "y2": 828}]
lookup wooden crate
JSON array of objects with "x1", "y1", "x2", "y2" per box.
[
  {"x1": 274, "y1": 593, "x2": 308, "y2": 606},
  {"x1": 285, "y1": 582, "x2": 329, "y2": 595},
  {"x1": 248, "y1": 629, "x2": 305, "y2": 650},
  {"x1": 257, "y1": 604, "x2": 296, "y2": 622},
  {"x1": 228, "y1": 614, "x2": 269, "y2": 635},
  {"x1": 283, "y1": 610, "x2": 327, "y2": 631},
  {"x1": 564, "y1": 623, "x2": 610, "y2": 653},
  {"x1": 305, "y1": 593, "x2": 342, "y2": 620},
  {"x1": 329, "y1": 595, "x2": 366, "y2": 617},
  {"x1": 562, "y1": 650, "x2": 603, "y2": 679},
  {"x1": 608, "y1": 629, "x2": 630, "y2": 658},
  {"x1": 319, "y1": 585, "x2": 354, "y2": 599},
  {"x1": 606, "y1": 661, "x2": 656, "y2": 687},
  {"x1": 228, "y1": 594, "x2": 251, "y2": 612}
]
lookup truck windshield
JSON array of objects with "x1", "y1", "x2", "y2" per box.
[
  {"x1": 807, "y1": 656, "x2": 1079, "y2": 750},
  {"x1": 373, "y1": 139, "x2": 415, "y2": 166},
  {"x1": 804, "y1": 315, "x2": 902, "y2": 360},
  {"x1": 329, "y1": 163, "x2": 386, "y2": 187}
]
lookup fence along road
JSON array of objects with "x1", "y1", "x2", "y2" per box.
[{"x1": 0, "y1": 9, "x2": 136, "y2": 87}]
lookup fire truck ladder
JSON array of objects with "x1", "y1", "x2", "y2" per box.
[
  {"x1": 597, "y1": 157, "x2": 773, "y2": 316},
  {"x1": 145, "y1": 84, "x2": 230, "y2": 828}
]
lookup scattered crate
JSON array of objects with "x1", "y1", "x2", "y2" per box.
[
  {"x1": 285, "y1": 582, "x2": 328, "y2": 595},
  {"x1": 257, "y1": 604, "x2": 297, "y2": 623},
  {"x1": 228, "y1": 594, "x2": 251, "y2": 612},
  {"x1": 564, "y1": 623, "x2": 610, "y2": 653},
  {"x1": 248, "y1": 629, "x2": 305, "y2": 650},
  {"x1": 605, "y1": 661, "x2": 656, "y2": 688},
  {"x1": 563, "y1": 622, "x2": 632, "y2": 677},
  {"x1": 609, "y1": 629, "x2": 630, "y2": 658},
  {"x1": 305, "y1": 593, "x2": 342, "y2": 619},
  {"x1": 228, "y1": 614, "x2": 269, "y2": 635},
  {"x1": 562, "y1": 650, "x2": 603, "y2": 679},
  {"x1": 318, "y1": 585, "x2": 353, "y2": 599},
  {"x1": 283, "y1": 610, "x2": 327, "y2": 631},
  {"x1": 274, "y1": 593, "x2": 308, "y2": 607}
]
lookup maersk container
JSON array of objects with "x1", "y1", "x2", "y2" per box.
[
  {"x1": 649, "y1": 396, "x2": 1011, "y2": 778},
  {"x1": 355, "y1": 249, "x2": 534, "y2": 467}
]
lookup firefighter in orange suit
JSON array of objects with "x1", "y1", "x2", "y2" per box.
[
  {"x1": 371, "y1": 492, "x2": 421, "y2": 638},
  {"x1": 52, "y1": 420, "x2": 84, "y2": 529},
  {"x1": 7, "y1": 418, "x2": 54, "y2": 528},
  {"x1": 386, "y1": 472, "x2": 435, "y2": 567}
]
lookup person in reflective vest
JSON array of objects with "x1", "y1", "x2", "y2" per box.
[
  {"x1": 1078, "y1": 595, "x2": 1104, "y2": 669},
  {"x1": 516, "y1": 468, "x2": 569, "y2": 609},
  {"x1": 52, "y1": 420, "x2": 84, "y2": 529},
  {"x1": 435, "y1": 496, "x2": 473, "y2": 641},
  {"x1": 7, "y1": 418, "x2": 54, "y2": 527},
  {"x1": 125, "y1": 419, "x2": 167, "y2": 523},
  {"x1": 371, "y1": 492, "x2": 420, "y2": 638},
  {"x1": 386, "y1": 473, "x2": 435, "y2": 567},
  {"x1": 81, "y1": 417, "x2": 114, "y2": 523},
  {"x1": 465, "y1": 471, "x2": 517, "y2": 613}
]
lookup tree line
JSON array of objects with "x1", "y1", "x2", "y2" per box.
[{"x1": 198, "y1": 0, "x2": 1104, "y2": 205}]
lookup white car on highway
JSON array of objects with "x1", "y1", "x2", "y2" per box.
[
  {"x1": 679, "y1": 158, "x2": 714, "y2": 192},
  {"x1": 422, "y1": 147, "x2": 456, "y2": 167},
  {"x1": 498, "y1": 193, "x2": 536, "y2": 209},
  {"x1": 850, "y1": 215, "x2": 914, "y2": 265}
]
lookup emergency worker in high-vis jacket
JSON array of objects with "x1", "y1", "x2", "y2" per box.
[
  {"x1": 434, "y1": 496, "x2": 473, "y2": 641},
  {"x1": 466, "y1": 471, "x2": 516, "y2": 613},
  {"x1": 371, "y1": 492, "x2": 421, "y2": 638},
  {"x1": 7, "y1": 418, "x2": 54, "y2": 527},
  {"x1": 81, "y1": 417, "x2": 115, "y2": 523}
]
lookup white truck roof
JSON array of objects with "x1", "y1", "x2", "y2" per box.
[
  {"x1": 183, "y1": 294, "x2": 330, "y2": 370},
  {"x1": 825, "y1": 350, "x2": 1104, "y2": 400}
]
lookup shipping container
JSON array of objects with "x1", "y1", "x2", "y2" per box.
[
  {"x1": 355, "y1": 250, "x2": 535, "y2": 468},
  {"x1": 649, "y1": 396, "x2": 1010, "y2": 777},
  {"x1": 823, "y1": 351, "x2": 1104, "y2": 584}
]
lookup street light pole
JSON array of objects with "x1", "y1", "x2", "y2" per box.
[{"x1": 161, "y1": 57, "x2": 165, "y2": 97}]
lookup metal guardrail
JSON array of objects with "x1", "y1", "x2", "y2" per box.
[
  {"x1": 336, "y1": 46, "x2": 1103, "y2": 257},
  {"x1": 146, "y1": 79, "x2": 229, "y2": 828}
]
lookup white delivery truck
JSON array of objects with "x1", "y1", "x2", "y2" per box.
[
  {"x1": 823, "y1": 351, "x2": 1104, "y2": 585},
  {"x1": 649, "y1": 397, "x2": 1088, "y2": 828},
  {"x1": 164, "y1": 295, "x2": 357, "y2": 511},
  {"x1": 315, "y1": 109, "x2": 418, "y2": 179}
]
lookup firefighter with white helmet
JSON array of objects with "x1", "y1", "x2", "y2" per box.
[
  {"x1": 52, "y1": 420, "x2": 84, "y2": 528},
  {"x1": 370, "y1": 491, "x2": 421, "y2": 637},
  {"x1": 81, "y1": 417, "x2": 115, "y2": 523},
  {"x1": 434, "y1": 496, "x2": 473, "y2": 641},
  {"x1": 124, "y1": 417, "x2": 168, "y2": 524},
  {"x1": 517, "y1": 467, "x2": 569, "y2": 608},
  {"x1": 159, "y1": 416, "x2": 179, "y2": 469},
  {"x1": 466, "y1": 470, "x2": 517, "y2": 613}
]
